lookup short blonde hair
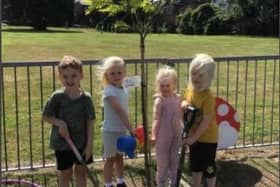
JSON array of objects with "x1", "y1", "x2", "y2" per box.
[
  {"x1": 58, "y1": 55, "x2": 83, "y2": 73},
  {"x1": 188, "y1": 53, "x2": 215, "y2": 91},
  {"x1": 100, "y1": 56, "x2": 125, "y2": 86},
  {"x1": 155, "y1": 66, "x2": 177, "y2": 93}
]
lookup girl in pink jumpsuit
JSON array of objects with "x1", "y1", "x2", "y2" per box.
[{"x1": 151, "y1": 66, "x2": 183, "y2": 187}]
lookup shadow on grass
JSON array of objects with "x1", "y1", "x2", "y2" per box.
[
  {"x1": 217, "y1": 160, "x2": 262, "y2": 187},
  {"x1": 125, "y1": 159, "x2": 158, "y2": 187},
  {"x1": 2, "y1": 28, "x2": 83, "y2": 34}
]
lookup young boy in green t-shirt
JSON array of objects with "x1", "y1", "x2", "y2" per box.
[{"x1": 43, "y1": 55, "x2": 95, "y2": 187}]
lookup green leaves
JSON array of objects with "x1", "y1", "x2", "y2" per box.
[
  {"x1": 140, "y1": 0, "x2": 156, "y2": 13},
  {"x1": 86, "y1": 0, "x2": 158, "y2": 15}
]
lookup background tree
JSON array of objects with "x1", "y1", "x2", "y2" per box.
[
  {"x1": 28, "y1": 0, "x2": 48, "y2": 30},
  {"x1": 48, "y1": 0, "x2": 74, "y2": 27},
  {"x1": 227, "y1": 0, "x2": 278, "y2": 35},
  {"x1": 190, "y1": 3, "x2": 217, "y2": 34},
  {"x1": 177, "y1": 3, "x2": 233, "y2": 35},
  {"x1": 3, "y1": 0, "x2": 29, "y2": 25},
  {"x1": 3, "y1": 0, "x2": 75, "y2": 30},
  {"x1": 85, "y1": 0, "x2": 171, "y2": 186},
  {"x1": 177, "y1": 0, "x2": 278, "y2": 36}
]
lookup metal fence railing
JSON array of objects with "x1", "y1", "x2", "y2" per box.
[{"x1": 1, "y1": 55, "x2": 279, "y2": 172}]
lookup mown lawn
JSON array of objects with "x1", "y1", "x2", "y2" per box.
[{"x1": 2, "y1": 26, "x2": 278, "y2": 61}]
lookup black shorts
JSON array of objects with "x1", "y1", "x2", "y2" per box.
[
  {"x1": 189, "y1": 142, "x2": 217, "y2": 178},
  {"x1": 55, "y1": 150, "x2": 93, "y2": 170}
]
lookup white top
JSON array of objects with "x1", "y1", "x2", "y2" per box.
[{"x1": 102, "y1": 85, "x2": 129, "y2": 132}]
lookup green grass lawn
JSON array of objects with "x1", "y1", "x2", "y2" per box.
[
  {"x1": 2, "y1": 26, "x2": 278, "y2": 61},
  {"x1": 1, "y1": 26, "x2": 279, "y2": 170}
]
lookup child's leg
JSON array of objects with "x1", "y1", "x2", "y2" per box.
[
  {"x1": 103, "y1": 157, "x2": 116, "y2": 183},
  {"x1": 206, "y1": 176, "x2": 217, "y2": 187},
  {"x1": 74, "y1": 164, "x2": 87, "y2": 187},
  {"x1": 156, "y1": 148, "x2": 169, "y2": 186},
  {"x1": 58, "y1": 168, "x2": 73, "y2": 187},
  {"x1": 102, "y1": 131, "x2": 126, "y2": 186},
  {"x1": 115, "y1": 153, "x2": 124, "y2": 180},
  {"x1": 115, "y1": 153, "x2": 128, "y2": 186},
  {"x1": 55, "y1": 150, "x2": 76, "y2": 187},
  {"x1": 192, "y1": 171, "x2": 203, "y2": 187},
  {"x1": 204, "y1": 143, "x2": 217, "y2": 187},
  {"x1": 169, "y1": 137, "x2": 181, "y2": 186}
]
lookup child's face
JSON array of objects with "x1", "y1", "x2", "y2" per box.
[
  {"x1": 59, "y1": 67, "x2": 83, "y2": 91},
  {"x1": 159, "y1": 78, "x2": 174, "y2": 97},
  {"x1": 106, "y1": 65, "x2": 125, "y2": 87},
  {"x1": 191, "y1": 70, "x2": 207, "y2": 91}
]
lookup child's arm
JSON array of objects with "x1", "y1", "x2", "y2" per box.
[
  {"x1": 181, "y1": 100, "x2": 191, "y2": 110},
  {"x1": 42, "y1": 115, "x2": 69, "y2": 138},
  {"x1": 185, "y1": 114, "x2": 213, "y2": 145},
  {"x1": 151, "y1": 120, "x2": 159, "y2": 144},
  {"x1": 84, "y1": 119, "x2": 94, "y2": 161},
  {"x1": 151, "y1": 97, "x2": 162, "y2": 144},
  {"x1": 106, "y1": 96, "x2": 134, "y2": 135}
]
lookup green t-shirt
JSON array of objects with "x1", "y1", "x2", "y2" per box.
[{"x1": 43, "y1": 89, "x2": 95, "y2": 150}]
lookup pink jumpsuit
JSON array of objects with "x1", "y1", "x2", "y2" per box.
[{"x1": 154, "y1": 94, "x2": 183, "y2": 187}]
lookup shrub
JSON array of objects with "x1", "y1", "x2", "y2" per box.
[
  {"x1": 113, "y1": 20, "x2": 131, "y2": 33},
  {"x1": 176, "y1": 8, "x2": 194, "y2": 34},
  {"x1": 191, "y1": 3, "x2": 216, "y2": 34}
]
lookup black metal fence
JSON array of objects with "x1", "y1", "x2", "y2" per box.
[{"x1": 0, "y1": 55, "x2": 279, "y2": 172}]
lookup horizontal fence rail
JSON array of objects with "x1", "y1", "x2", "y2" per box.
[{"x1": 0, "y1": 55, "x2": 279, "y2": 172}]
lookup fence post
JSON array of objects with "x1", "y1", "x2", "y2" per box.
[{"x1": 0, "y1": 0, "x2": 3, "y2": 179}]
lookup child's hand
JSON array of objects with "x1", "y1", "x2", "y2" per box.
[
  {"x1": 150, "y1": 136, "x2": 156, "y2": 146},
  {"x1": 128, "y1": 128, "x2": 135, "y2": 137},
  {"x1": 83, "y1": 145, "x2": 92, "y2": 161},
  {"x1": 181, "y1": 100, "x2": 189, "y2": 109},
  {"x1": 57, "y1": 121, "x2": 69, "y2": 138},
  {"x1": 183, "y1": 136, "x2": 196, "y2": 146}
]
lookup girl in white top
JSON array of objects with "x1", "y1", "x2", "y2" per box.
[{"x1": 100, "y1": 56, "x2": 134, "y2": 187}]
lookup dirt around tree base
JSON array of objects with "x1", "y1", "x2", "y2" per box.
[{"x1": 120, "y1": 145, "x2": 279, "y2": 187}]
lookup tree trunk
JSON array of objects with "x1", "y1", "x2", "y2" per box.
[{"x1": 140, "y1": 33, "x2": 154, "y2": 187}]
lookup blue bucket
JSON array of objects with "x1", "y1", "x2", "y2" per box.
[{"x1": 117, "y1": 135, "x2": 136, "y2": 158}]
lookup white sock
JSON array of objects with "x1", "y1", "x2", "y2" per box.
[
  {"x1": 105, "y1": 182, "x2": 113, "y2": 187},
  {"x1": 117, "y1": 177, "x2": 124, "y2": 184}
]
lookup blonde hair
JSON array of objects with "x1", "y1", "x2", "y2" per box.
[
  {"x1": 188, "y1": 53, "x2": 215, "y2": 91},
  {"x1": 100, "y1": 56, "x2": 125, "y2": 86},
  {"x1": 155, "y1": 66, "x2": 177, "y2": 93},
  {"x1": 58, "y1": 55, "x2": 83, "y2": 74}
]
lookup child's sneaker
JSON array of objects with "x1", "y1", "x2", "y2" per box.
[{"x1": 116, "y1": 182, "x2": 127, "y2": 187}]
